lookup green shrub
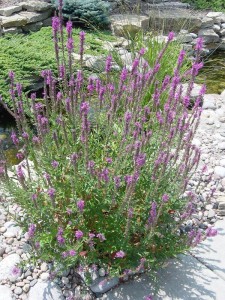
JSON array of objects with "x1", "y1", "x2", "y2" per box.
[
  {"x1": 53, "y1": 0, "x2": 110, "y2": 28},
  {"x1": 0, "y1": 12, "x2": 216, "y2": 280}
]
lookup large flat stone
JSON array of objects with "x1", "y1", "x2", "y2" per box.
[
  {"x1": 20, "y1": 1, "x2": 53, "y2": 12},
  {"x1": 28, "y1": 282, "x2": 64, "y2": 300},
  {"x1": 191, "y1": 218, "x2": 225, "y2": 281},
  {"x1": 198, "y1": 28, "x2": 220, "y2": 44},
  {"x1": 0, "y1": 285, "x2": 13, "y2": 300},
  {"x1": 19, "y1": 9, "x2": 52, "y2": 24},
  {"x1": 201, "y1": 17, "x2": 214, "y2": 29},
  {"x1": 101, "y1": 254, "x2": 225, "y2": 299},
  {"x1": 147, "y1": 8, "x2": 202, "y2": 33},
  {"x1": 23, "y1": 21, "x2": 43, "y2": 33},
  {"x1": 0, "y1": 5, "x2": 22, "y2": 17},
  {"x1": 1, "y1": 14, "x2": 28, "y2": 28},
  {"x1": 110, "y1": 14, "x2": 149, "y2": 38}
]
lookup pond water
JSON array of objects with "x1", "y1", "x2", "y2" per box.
[
  {"x1": 197, "y1": 51, "x2": 225, "y2": 94},
  {"x1": 0, "y1": 108, "x2": 19, "y2": 165}
]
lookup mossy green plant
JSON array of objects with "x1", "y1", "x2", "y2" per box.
[
  {"x1": 183, "y1": 0, "x2": 225, "y2": 11},
  {"x1": 0, "y1": 26, "x2": 116, "y2": 108}
]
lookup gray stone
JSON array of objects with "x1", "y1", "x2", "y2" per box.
[
  {"x1": 215, "y1": 13, "x2": 225, "y2": 23},
  {"x1": 20, "y1": 1, "x2": 53, "y2": 12},
  {"x1": 14, "y1": 287, "x2": 23, "y2": 295},
  {"x1": 40, "y1": 262, "x2": 48, "y2": 272},
  {"x1": 0, "y1": 5, "x2": 22, "y2": 17},
  {"x1": 177, "y1": 33, "x2": 193, "y2": 43},
  {"x1": 218, "y1": 210, "x2": 225, "y2": 216},
  {"x1": 90, "y1": 277, "x2": 119, "y2": 296},
  {"x1": 0, "y1": 254, "x2": 20, "y2": 281},
  {"x1": 42, "y1": 17, "x2": 52, "y2": 27},
  {"x1": 218, "y1": 202, "x2": 225, "y2": 210},
  {"x1": 207, "y1": 209, "x2": 215, "y2": 218},
  {"x1": 61, "y1": 277, "x2": 69, "y2": 285},
  {"x1": 214, "y1": 166, "x2": 225, "y2": 178},
  {"x1": 218, "y1": 37, "x2": 225, "y2": 50},
  {"x1": 19, "y1": 9, "x2": 52, "y2": 24},
  {"x1": 23, "y1": 284, "x2": 30, "y2": 293},
  {"x1": 40, "y1": 272, "x2": 49, "y2": 281},
  {"x1": 147, "y1": 9, "x2": 202, "y2": 33},
  {"x1": 182, "y1": 44, "x2": 192, "y2": 51},
  {"x1": 198, "y1": 28, "x2": 220, "y2": 44},
  {"x1": 220, "y1": 29, "x2": 225, "y2": 36},
  {"x1": 201, "y1": 17, "x2": 214, "y2": 28},
  {"x1": 23, "y1": 21, "x2": 43, "y2": 33},
  {"x1": 222, "y1": 23, "x2": 225, "y2": 29},
  {"x1": 218, "y1": 142, "x2": 225, "y2": 150},
  {"x1": 0, "y1": 226, "x2": 6, "y2": 233},
  {"x1": 206, "y1": 12, "x2": 223, "y2": 19},
  {"x1": 202, "y1": 94, "x2": 218, "y2": 110},
  {"x1": 110, "y1": 14, "x2": 149, "y2": 38},
  {"x1": 220, "y1": 159, "x2": 225, "y2": 167},
  {"x1": 213, "y1": 24, "x2": 221, "y2": 33},
  {"x1": 1, "y1": 14, "x2": 28, "y2": 28},
  {"x1": 0, "y1": 285, "x2": 13, "y2": 300},
  {"x1": 3, "y1": 221, "x2": 21, "y2": 238},
  {"x1": 0, "y1": 247, "x2": 5, "y2": 256},
  {"x1": 29, "y1": 279, "x2": 37, "y2": 287},
  {"x1": 28, "y1": 282, "x2": 64, "y2": 300}
]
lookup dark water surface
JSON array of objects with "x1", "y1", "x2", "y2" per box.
[{"x1": 197, "y1": 51, "x2": 225, "y2": 94}]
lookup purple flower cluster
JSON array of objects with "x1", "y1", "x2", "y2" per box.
[
  {"x1": 27, "y1": 224, "x2": 36, "y2": 239},
  {"x1": 57, "y1": 227, "x2": 65, "y2": 245}
]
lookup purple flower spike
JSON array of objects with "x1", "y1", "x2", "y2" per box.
[
  {"x1": 66, "y1": 21, "x2": 73, "y2": 35},
  {"x1": 77, "y1": 200, "x2": 85, "y2": 212},
  {"x1": 115, "y1": 250, "x2": 126, "y2": 258},
  {"x1": 11, "y1": 131, "x2": 19, "y2": 145},
  {"x1": 162, "y1": 194, "x2": 169, "y2": 203},
  {"x1": 47, "y1": 187, "x2": 56, "y2": 199},
  {"x1": 27, "y1": 223, "x2": 36, "y2": 239},
  {"x1": 75, "y1": 230, "x2": 84, "y2": 240},
  {"x1": 135, "y1": 153, "x2": 146, "y2": 168},
  {"x1": 79, "y1": 31, "x2": 86, "y2": 56},
  {"x1": 139, "y1": 48, "x2": 146, "y2": 55},
  {"x1": 168, "y1": 32, "x2": 175, "y2": 42},
  {"x1": 97, "y1": 233, "x2": 106, "y2": 242},
  {"x1": 105, "y1": 55, "x2": 112, "y2": 73},
  {"x1": 51, "y1": 160, "x2": 59, "y2": 168},
  {"x1": 206, "y1": 227, "x2": 218, "y2": 237},
  {"x1": 69, "y1": 249, "x2": 76, "y2": 256},
  {"x1": 52, "y1": 16, "x2": 60, "y2": 33}
]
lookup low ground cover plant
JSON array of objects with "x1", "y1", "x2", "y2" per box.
[
  {"x1": 0, "y1": 26, "x2": 115, "y2": 109},
  {"x1": 0, "y1": 2, "x2": 217, "y2": 279},
  {"x1": 183, "y1": 0, "x2": 225, "y2": 11}
]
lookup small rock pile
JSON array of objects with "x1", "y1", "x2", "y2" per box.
[{"x1": 0, "y1": 1, "x2": 53, "y2": 35}]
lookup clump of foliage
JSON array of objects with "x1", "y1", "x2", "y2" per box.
[
  {"x1": 0, "y1": 7, "x2": 217, "y2": 279},
  {"x1": 53, "y1": 0, "x2": 110, "y2": 28},
  {"x1": 183, "y1": 0, "x2": 225, "y2": 11},
  {"x1": 0, "y1": 26, "x2": 115, "y2": 108}
]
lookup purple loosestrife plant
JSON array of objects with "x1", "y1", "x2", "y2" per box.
[{"x1": 0, "y1": 5, "x2": 217, "y2": 278}]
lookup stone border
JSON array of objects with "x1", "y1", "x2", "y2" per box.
[{"x1": 110, "y1": 11, "x2": 225, "y2": 53}]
